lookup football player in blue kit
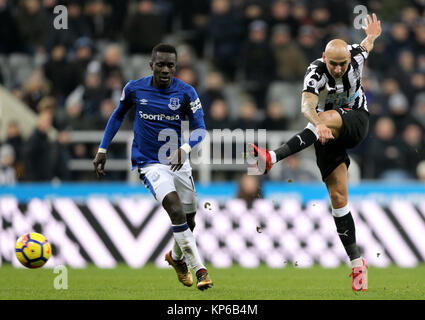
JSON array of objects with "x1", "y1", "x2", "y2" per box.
[{"x1": 93, "y1": 43, "x2": 212, "y2": 290}]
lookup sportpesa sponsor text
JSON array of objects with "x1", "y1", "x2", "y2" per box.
[{"x1": 139, "y1": 110, "x2": 180, "y2": 121}]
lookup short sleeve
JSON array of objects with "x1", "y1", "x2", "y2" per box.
[
  {"x1": 119, "y1": 80, "x2": 134, "y2": 107},
  {"x1": 303, "y1": 63, "x2": 327, "y2": 95},
  {"x1": 348, "y1": 43, "x2": 369, "y2": 68},
  {"x1": 185, "y1": 85, "x2": 205, "y2": 123}
]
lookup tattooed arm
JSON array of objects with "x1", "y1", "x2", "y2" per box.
[{"x1": 301, "y1": 92, "x2": 334, "y2": 144}]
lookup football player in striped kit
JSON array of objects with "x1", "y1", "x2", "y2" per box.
[
  {"x1": 250, "y1": 13, "x2": 382, "y2": 291},
  {"x1": 93, "y1": 43, "x2": 212, "y2": 290}
]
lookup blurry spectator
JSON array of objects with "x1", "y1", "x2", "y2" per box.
[
  {"x1": 23, "y1": 111, "x2": 54, "y2": 181},
  {"x1": 55, "y1": 93, "x2": 90, "y2": 131},
  {"x1": 268, "y1": 0, "x2": 298, "y2": 37},
  {"x1": 387, "y1": 90, "x2": 414, "y2": 133},
  {"x1": 106, "y1": 0, "x2": 130, "y2": 39},
  {"x1": 280, "y1": 155, "x2": 320, "y2": 182},
  {"x1": 410, "y1": 72, "x2": 425, "y2": 102},
  {"x1": 297, "y1": 25, "x2": 322, "y2": 63},
  {"x1": 208, "y1": 0, "x2": 244, "y2": 80},
  {"x1": 105, "y1": 70, "x2": 125, "y2": 106},
  {"x1": 15, "y1": 0, "x2": 47, "y2": 54},
  {"x1": 232, "y1": 100, "x2": 260, "y2": 130},
  {"x1": 416, "y1": 160, "x2": 425, "y2": 181},
  {"x1": 413, "y1": 23, "x2": 425, "y2": 57},
  {"x1": 400, "y1": 6, "x2": 420, "y2": 30},
  {"x1": 199, "y1": 71, "x2": 226, "y2": 114},
  {"x1": 270, "y1": 24, "x2": 307, "y2": 81},
  {"x1": 260, "y1": 101, "x2": 289, "y2": 131},
  {"x1": 0, "y1": 0, "x2": 21, "y2": 53},
  {"x1": 22, "y1": 69, "x2": 51, "y2": 113},
  {"x1": 5, "y1": 121, "x2": 24, "y2": 179},
  {"x1": 85, "y1": 0, "x2": 115, "y2": 40},
  {"x1": 291, "y1": 2, "x2": 313, "y2": 33},
  {"x1": 243, "y1": 0, "x2": 266, "y2": 28},
  {"x1": 241, "y1": 20, "x2": 275, "y2": 108},
  {"x1": 101, "y1": 44, "x2": 123, "y2": 81},
  {"x1": 367, "y1": 39, "x2": 393, "y2": 77},
  {"x1": 92, "y1": 98, "x2": 116, "y2": 130},
  {"x1": 326, "y1": 0, "x2": 351, "y2": 26},
  {"x1": 310, "y1": 3, "x2": 331, "y2": 42},
  {"x1": 175, "y1": 67, "x2": 198, "y2": 88},
  {"x1": 389, "y1": 49, "x2": 416, "y2": 101},
  {"x1": 43, "y1": 44, "x2": 79, "y2": 103},
  {"x1": 387, "y1": 22, "x2": 412, "y2": 60},
  {"x1": 51, "y1": 129, "x2": 71, "y2": 181},
  {"x1": 70, "y1": 37, "x2": 95, "y2": 84},
  {"x1": 380, "y1": 78, "x2": 414, "y2": 132},
  {"x1": 124, "y1": 0, "x2": 165, "y2": 54},
  {"x1": 205, "y1": 99, "x2": 232, "y2": 130},
  {"x1": 80, "y1": 72, "x2": 106, "y2": 116},
  {"x1": 365, "y1": 117, "x2": 409, "y2": 180},
  {"x1": 411, "y1": 93, "x2": 425, "y2": 130},
  {"x1": 170, "y1": 0, "x2": 210, "y2": 57},
  {"x1": 400, "y1": 124, "x2": 425, "y2": 178},
  {"x1": 0, "y1": 144, "x2": 16, "y2": 185},
  {"x1": 36, "y1": 96, "x2": 57, "y2": 125},
  {"x1": 237, "y1": 173, "x2": 262, "y2": 208},
  {"x1": 175, "y1": 44, "x2": 202, "y2": 85}
]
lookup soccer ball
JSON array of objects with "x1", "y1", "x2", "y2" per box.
[{"x1": 15, "y1": 233, "x2": 52, "y2": 268}]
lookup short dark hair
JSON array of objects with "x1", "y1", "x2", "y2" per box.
[{"x1": 151, "y1": 43, "x2": 177, "y2": 60}]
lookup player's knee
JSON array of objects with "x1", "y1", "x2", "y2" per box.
[
  {"x1": 162, "y1": 193, "x2": 186, "y2": 224},
  {"x1": 318, "y1": 111, "x2": 341, "y2": 137}
]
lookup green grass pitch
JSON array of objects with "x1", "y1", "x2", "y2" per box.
[{"x1": 1, "y1": 263, "x2": 425, "y2": 300}]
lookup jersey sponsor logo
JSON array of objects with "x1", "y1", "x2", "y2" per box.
[
  {"x1": 140, "y1": 99, "x2": 148, "y2": 105},
  {"x1": 138, "y1": 110, "x2": 180, "y2": 121},
  {"x1": 190, "y1": 98, "x2": 202, "y2": 114},
  {"x1": 168, "y1": 97, "x2": 181, "y2": 110},
  {"x1": 325, "y1": 89, "x2": 360, "y2": 106}
]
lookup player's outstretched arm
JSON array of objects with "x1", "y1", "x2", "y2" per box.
[{"x1": 360, "y1": 13, "x2": 382, "y2": 53}]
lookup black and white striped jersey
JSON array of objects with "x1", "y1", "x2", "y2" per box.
[{"x1": 302, "y1": 44, "x2": 369, "y2": 113}]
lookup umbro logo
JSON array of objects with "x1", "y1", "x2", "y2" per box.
[{"x1": 140, "y1": 99, "x2": 148, "y2": 105}]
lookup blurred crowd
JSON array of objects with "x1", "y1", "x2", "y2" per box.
[{"x1": 0, "y1": 0, "x2": 425, "y2": 184}]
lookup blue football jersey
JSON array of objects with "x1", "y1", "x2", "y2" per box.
[{"x1": 99, "y1": 76, "x2": 206, "y2": 168}]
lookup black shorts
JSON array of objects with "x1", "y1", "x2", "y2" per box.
[{"x1": 314, "y1": 108, "x2": 369, "y2": 181}]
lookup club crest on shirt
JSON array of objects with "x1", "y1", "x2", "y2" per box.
[{"x1": 168, "y1": 97, "x2": 181, "y2": 110}]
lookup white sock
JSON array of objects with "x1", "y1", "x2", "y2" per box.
[
  {"x1": 269, "y1": 151, "x2": 277, "y2": 164},
  {"x1": 351, "y1": 257, "x2": 363, "y2": 268},
  {"x1": 172, "y1": 223, "x2": 206, "y2": 273},
  {"x1": 171, "y1": 240, "x2": 183, "y2": 261}
]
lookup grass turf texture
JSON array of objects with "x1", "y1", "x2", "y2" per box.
[{"x1": 1, "y1": 263, "x2": 425, "y2": 300}]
